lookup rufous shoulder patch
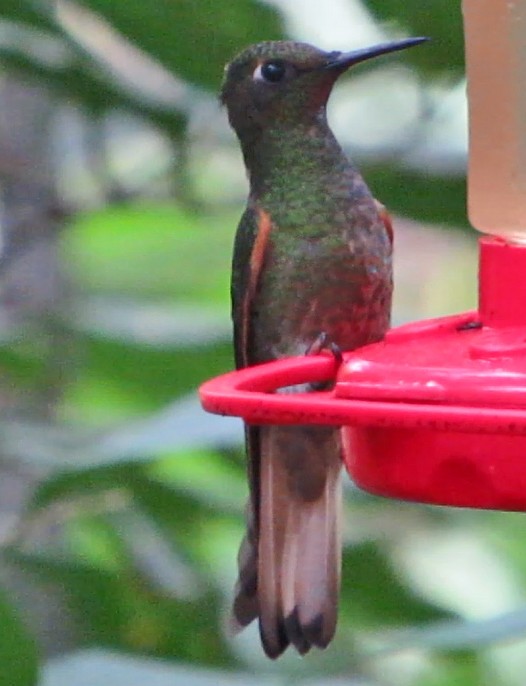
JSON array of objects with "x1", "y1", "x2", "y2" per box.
[
  {"x1": 374, "y1": 199, "x2": 393, "y2": 245},
  {"x1": 240, "y1": 208, "x2": 273, "y2": 365}
]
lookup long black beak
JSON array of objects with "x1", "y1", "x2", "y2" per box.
[{"x1": 325, "y1": 37, "x2": 429, "y2": 70}]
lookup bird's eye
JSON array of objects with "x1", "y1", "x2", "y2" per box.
[{"x1": 253, "y1": 60, "x2": 287, "y2": 83}]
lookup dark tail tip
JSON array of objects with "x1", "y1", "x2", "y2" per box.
[
  {"x1": 302, "y1": 612, "x2": 336, "y2": 649},
  {"x1": 284, "y1": 608, "x2": 312, "y2": 655},
  {"x1": 259, "y1": 620, "x2": 289, "y2": 659}
]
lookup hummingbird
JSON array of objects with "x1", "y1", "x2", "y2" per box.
[{"x1": 220, "y1": 37, "x2": 427, "y2": 658}]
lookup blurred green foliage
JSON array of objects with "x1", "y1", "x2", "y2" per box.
[
  {"x1": 0, "y1": 2, "x2": 524, "y2": 686},
  {"x1": 365, "y1": 0, "x2": 464, "y2": 75}
]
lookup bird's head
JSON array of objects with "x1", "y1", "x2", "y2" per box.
[{"x1": 220, "y1": 38, "x2": 427, "y2": 140}]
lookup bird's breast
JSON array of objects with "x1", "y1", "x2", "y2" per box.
[{"x1": 250, "y1": 210, "x2": 392, "y2": 362}]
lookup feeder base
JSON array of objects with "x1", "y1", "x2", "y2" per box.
[{"x1": 344, "y1": 426, "x2": 526, "y2": 511}]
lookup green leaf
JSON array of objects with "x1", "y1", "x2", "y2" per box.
[
  {"x1": 340, "y1": 542, "x2": 454, "y2": 626},
  {"x1": 128, "y1": 474, "x2": 236, "y2": 557},
  {"x1": 61, "y1": 204, "x2": 234, "y2": 302},
  {"x1": 60, "y1": 337, "x2": 233, "y2": 421},
  {"x1": 79, "y1": 0, "x2": 285, "y2": 90},
  {"x1": 10, "y1": 550, "x2": 232, "y2": 666},
  {"x1": 28, "y1": 462, "x2": 138, "y2": 512},
  {"x1": 364, "y1": 0, "x2": 464, "y2": 75},
  {"x1": 482, "y1": 513, "x2": 526, "y2": 588},
  {"x1": 419, "y1": 651, "x2": 493, "y2": 686},
  {"x1": 366, "y1": 165, "x2": 468, "y2": 228},
  {"x1": 0, "y1": 1, "x2": 57, "y2": 32},
  {"x1": 146, "y1": 449, "x2": 246, "y2": 512},
  {"x1": 0, "y1": 588, "x2": 38, "y2": 686},
  {"x1": 27, "y1": 460, "x2": 240, "y2": 560}
]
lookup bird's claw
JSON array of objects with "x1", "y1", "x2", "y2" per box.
[{"x1": 305, "y1": 332, "x2": 343, "y2": 366}]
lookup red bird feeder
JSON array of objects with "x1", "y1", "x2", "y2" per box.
[{"x1": 200, "y1": 1, "x2": 526, "y2": 511}]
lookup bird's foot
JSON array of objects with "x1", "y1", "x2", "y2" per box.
[
  {"x1": 305, "y1": 333, "x2": 343, "y2": 391},
  {"x1": 305, "y1": 332, "x2": 343, "y2": 365}
]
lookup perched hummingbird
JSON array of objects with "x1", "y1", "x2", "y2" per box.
[{"x1": 221, "y1": 37, "x2": 427, "y2": 658}]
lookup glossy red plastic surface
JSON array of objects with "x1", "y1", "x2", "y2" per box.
[{"x1": 199, "y1": 238, "x2": 526, "y2": 511}]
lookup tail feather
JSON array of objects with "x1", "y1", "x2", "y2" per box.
[
  {"x1": 232, "y1": 424, "x2": 342, "y2": 658},
  {"x1": 258, "y1": 426, "x2": 288, "y2": 657},
  {"x1": 231, "y1": 509, "x2": 258, "y2": 629},
  {"x1": 295, "y1": 463, "x2": 341, "y2": 647}
]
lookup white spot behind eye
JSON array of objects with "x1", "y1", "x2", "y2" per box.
[{"x1": 252, "y1": 63, "x2": 264, "y2": 81}]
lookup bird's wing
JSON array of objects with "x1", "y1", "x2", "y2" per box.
[
  {"x1": 231, "y1": 203, "x2": 273, "y2": 628},
  {"x1": 231, "y1": 203, "x2": 273, "y2": 368}
]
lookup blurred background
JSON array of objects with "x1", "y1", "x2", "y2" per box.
[{"x1": 0, "y1": 1, "x2": 524, "y2": 685}]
